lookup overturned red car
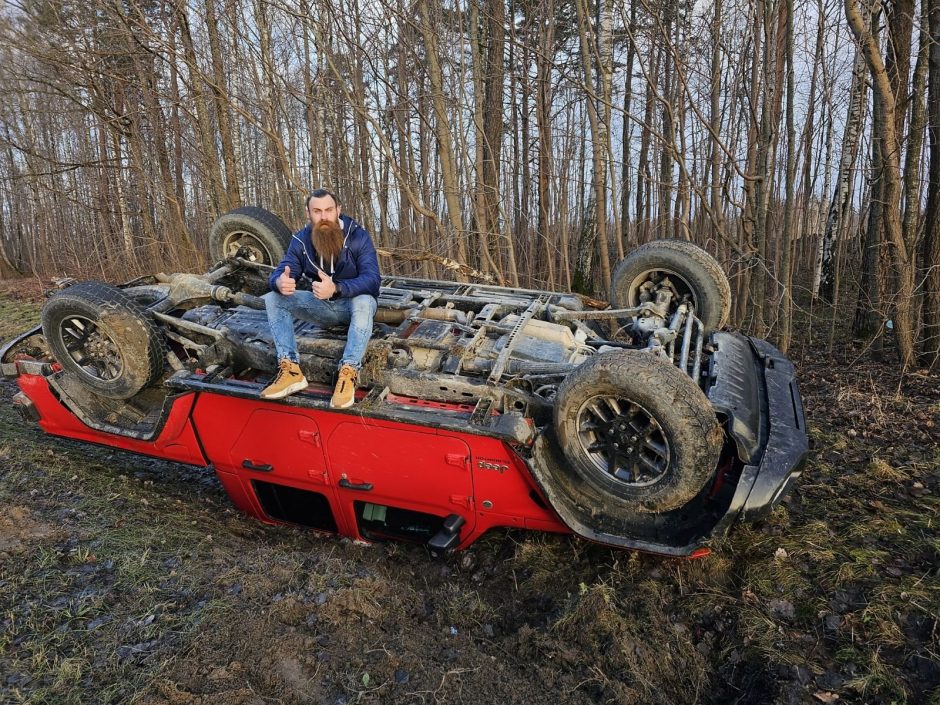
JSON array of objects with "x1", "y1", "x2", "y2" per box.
[{"x1": 2, "y1": 207, "x2": 807, "y2": 556}]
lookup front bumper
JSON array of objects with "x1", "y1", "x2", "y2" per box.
[{"x1": 710, "y1": 334, "x2": 808, "y2": 521}]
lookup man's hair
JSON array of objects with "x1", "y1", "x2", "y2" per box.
[{"x1": 305, "y1": 188, "x2": 339, "y2": 208}]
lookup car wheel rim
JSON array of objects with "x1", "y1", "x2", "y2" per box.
[
  {"x1": 221, "y1": 230, "x2": 275, "y2": 263},
  {"x1": 58, "y1": 315, "x2": 125, "y2": 382},
  {"x1": 627, "y1": 268, "x2": 696, "y2": 313},
  {"x1": 574, "y1": 395, "x2": 670, "y2": 486}
]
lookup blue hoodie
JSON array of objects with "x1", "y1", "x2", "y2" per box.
[{"x1": 268, "y1": 214, "x2": 380, "y2": 299}]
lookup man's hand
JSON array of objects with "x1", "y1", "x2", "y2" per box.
[
  {"x1": 277, "y1": 265, "x2": 296, "y2": 295},
  {"x1": 312, "y1": 271, "x2": 337, "y2": 300}
]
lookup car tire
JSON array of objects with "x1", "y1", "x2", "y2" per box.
[
  {"x1": 553, "y1": 350, "x2": 722, "y2": 513},
  {"x1": 122, "y1": 284, "x2": 170, "y2": 309},
  {"x1": 42, "y1": 282, "x2": 166, "y2": 400},
  {"x1": 208, "y1": 206, "x2": 293, "y2": 265},
  {"x1": 610, "y1": 239, "x2": 731, "y2": 332}
]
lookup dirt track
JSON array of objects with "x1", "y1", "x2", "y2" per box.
[{"x1": 0, "y1": 289, "x2": 937, "y2": 705}]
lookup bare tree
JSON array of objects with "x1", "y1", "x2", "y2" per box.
[
  {"x1": 923, "y1": 0, "x2": 940, "y2": 367},
  {"x1": 846, "y1": 0, "x2": 916, "y2": 366}
]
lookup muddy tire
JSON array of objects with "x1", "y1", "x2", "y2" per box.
[
  {"x1": 208, "y1": 206, "x2": 293, "y2": 265},
  {"x1": 41, "y1": 282, "x2": 166, "y2": 400},
  {"x1": 610, "y1": 240, "x2": 731, "y2": 332},
  {"x1": 122, "y1": 285, "x2": 170, "y2": 308},
  {"x1": 553, "y1": 350, "x2": 722, "y2": 513}
]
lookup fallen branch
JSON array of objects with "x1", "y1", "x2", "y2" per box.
[{"x1": 375, "y1": 248, "x2": 498, "y2": 284}]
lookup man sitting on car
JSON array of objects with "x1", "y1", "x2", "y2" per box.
[{"x1": 261, "y1": 188, "x2": 380, "y2": 408}]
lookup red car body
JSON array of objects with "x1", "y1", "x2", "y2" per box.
[{"x1": 13, "y1": 365, "x2": 574, "y2": 550}]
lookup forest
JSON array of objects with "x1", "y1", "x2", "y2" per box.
[
  {"x1": 1, "y1": 0, "x2": 939, "y2": 368},
  {"x1": 0, "y1": 1, "x2": 939, "y2": 704}
]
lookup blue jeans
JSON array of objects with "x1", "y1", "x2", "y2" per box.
[{"x1": 263, "y1": 290, "x2": 377, "y2": 370}]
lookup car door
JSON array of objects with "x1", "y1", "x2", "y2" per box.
[
  {"x1": 328, "y1": 420, "x2": 475, "y2": 544},
  {"x1": 193, "y1": 395, "x2": 344, "y2": 534},
  {"x1": 227, "y1": 408, "x2": 329, "y2": 486}
]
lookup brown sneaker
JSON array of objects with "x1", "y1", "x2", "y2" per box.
[
  {"x1": 260, "y1": 359, "x2": 308, "y2": 400},
  {"x1": 330, "y1": 364, "x2": 358, "y2": 409}
]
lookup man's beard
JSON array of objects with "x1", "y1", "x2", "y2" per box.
[{"x1": 313, "y1": 219, "x2": 344, "y2": 262}]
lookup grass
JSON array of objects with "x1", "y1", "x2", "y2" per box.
[
  {"x1": 0, "y1": 450, "x2": 246, "y2": 703},
  {"x1": 0, "y1": 298, "x2": 40, "y2": 341}
]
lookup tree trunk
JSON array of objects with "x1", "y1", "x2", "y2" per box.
[
  {"x1": 846, "y1": 0, "x2": 916, "y2": 367},
  {"x1": 572, "y1": 0, "x2": 612, "y2": 292},
  {"x1": 204, "y1": 0, "x2": 240, "y2": 207},
  {"x1": 417, "y1": 0, "x2": 469, "y2": 268},
  {"x1": 778, "y1": 0, "x2": 796, "y2": 353},
  {"x1": 620, "y1": 2, "x2": 637, "y2": 252},
  {"x1": 636, "y1": 43, "x2": 658, "y2": 244},
  {"x1": 657, "y1": 11, "x2": 674, "y2": 240},
  {"x1": 736, "y1": 2, "x2": 762, "y2": 326},
  {"x1": 749, "y1": 0, "x2": 782, "y2": 336},
  {"x1": 482, "y1": 0, "x2": 517, "y2": 284},
  {"x1": 817, "y1": 40, "x2": 867, "y2": 303},
  {"x1": 176, "y1": 2, "x2": 228, "y2": 215},
  {"x1": 301, "y1": 0, "x2": 320, "y2": 187},
  {"x1": 535, "y1": 0, "x2": 556, "y2": 288},
  {"x1": 129, "y1": 16, "x2": 195, "y2": 266},
  {"x1": 256, "y1": 0, "x2": 296, "y2": 215},
  {"x1": 469, "y1": 0, "x2": 502, "y2": 280},
  {"x1": 922, "y1": 0, "x2": 940, "y2": 367},
  {"x1": 799, "y1": 0, "x2": 825, "y2": 293},
  {"x1": 709, "y1": 0, "x2": 724, "y2": 252},
  {"x1": 852, "y1": 5, "x2": 884, "y2": 346},
  {"x1": 903, "y1": 0, "x2": 930, "y2": 345},
  {"x1": 166, "y1": 5, "x2": 186, "y2": 224},
  {"x1": 518, "y1": 32, "x2": 533, "y2": 278}
]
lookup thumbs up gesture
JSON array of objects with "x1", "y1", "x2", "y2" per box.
[
  {"x1": 277, "y1": 265, "x2": 296, "y2": 295},
  {"x1": 312, "y1": 271, "x2": 337, "y2": 300}
]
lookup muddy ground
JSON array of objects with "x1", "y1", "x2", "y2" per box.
[{"x1": 0, "y1": 282, "x2": 937, "y2": 705}]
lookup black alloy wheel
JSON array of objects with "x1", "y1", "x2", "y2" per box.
[
  {"x1": 573, "y1": 395, "x2": 670, "y2": 488},
  {"x1": 56, "y1": 313, "x2": 125, "y2": 384}
]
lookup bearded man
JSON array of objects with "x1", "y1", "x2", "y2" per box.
[{"x1": 261, "y1": 188, "x2": 380, "y2": 407}]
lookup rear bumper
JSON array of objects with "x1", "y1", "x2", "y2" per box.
[{"x1": 0, "y1": 324, "x2": 47, "y2": 377}]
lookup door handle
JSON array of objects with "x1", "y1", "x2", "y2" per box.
[
  {"x1": 339, "y1": 477, "x2": 373, "y2": 491},
  {"x1": 242, "y1": 459, "x2": 273, "y2": 472}
]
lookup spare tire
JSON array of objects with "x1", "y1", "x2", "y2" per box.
[
  {"x1": 610, "y1": 239, "x2": 731, "y2": 332},
  {"x1": 41, "y1": 282, "x2": 166, "y2": 400},
  {"x1": 553, "y1": 350, "x2": 723, "y2": 513},
  {"x1": 208, "y1": 206, "x2": 293, "y2": 265}
]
